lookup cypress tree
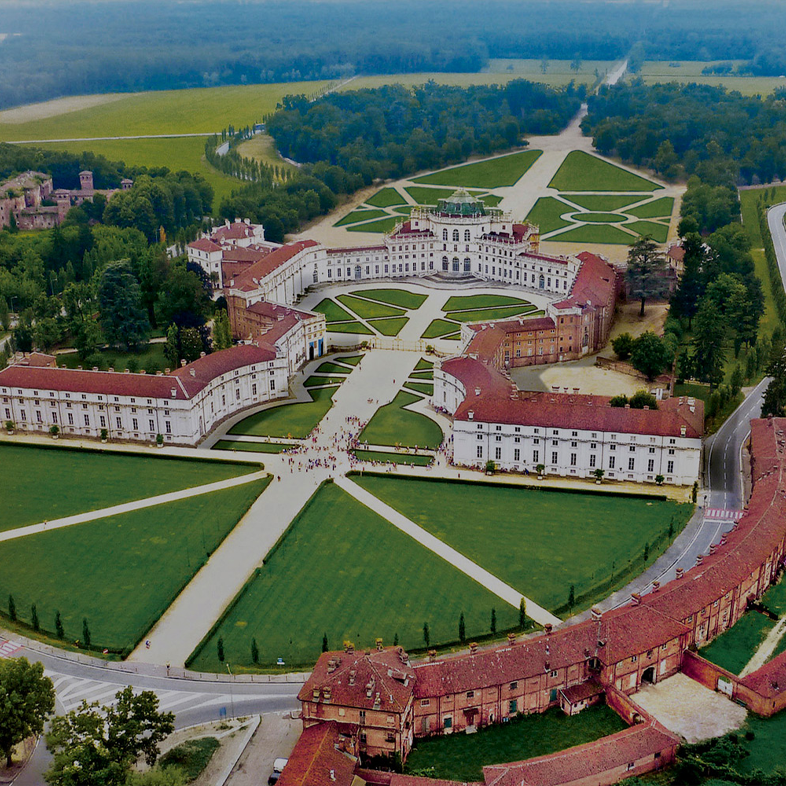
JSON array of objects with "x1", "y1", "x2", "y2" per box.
[
  {"x1": 251, "y1": 638, "x2": 259, "y2": 664},
  {"x1": 31, "y1": 604, "x2": 39, "y2": 632},
  {"x1": 393, "y1": 632, "x2": 399, "y2": 646},
  {"x1": 8, "y1": 594, "x2": 16, "y2": 622},
  {"x1": 519, "y1": 599, "x2": 527, "y2": 630},
  {"x1": 82, "y1": 618, "x2": 91, "y2": 648},
  {"x1": 490, "y1": 608, "x2": 497, "y2": 634},
  {"x1": 458, "y1": 613, "x2": 466, "y2": 643},
  {"x1": 217, "y1": 637, "x2": 225, "y2": 662},
  {"x1": 423, "y1": 622, "x2": 430, "y2": 648},
  {"x1": 322, "y1": 633, "x2": 328, "y2": 652},
  {"x1": 568, "y1": 584, "x2": 576, "y2": 609},
  {"x1": 55, "y1": 611, "x2": 64, "y2": 639}
]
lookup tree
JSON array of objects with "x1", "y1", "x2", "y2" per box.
[
  {"x1": 609, "y1": 394, "x2": 629, "y2": 408},
  {"x1": 629, "y1": 390, "x2": 658, "y2": 410},
  {"x1": 82, "y1": 618, "x2": 91, "y2": 648},
  {"x1": 611, "y1": 332, "x2": 635, "y2": 360},
  {"x1": 458, "y1": 612, "x2": 466, "y2": 643},
  {"x1": 0, "y1": 658, "x2": 55, "y2": 768},
  {"x1": 251, "y1": 638, "x2": 259, "y2": 664},
  {"x1": 490, "y1": 608, "x2": 496, "y2": 634},
  {"x1": 8, "y1": 594, "x2": 16, "y2": 622},
  {"x1": 630, "y1": 331, "x2": 673, "y2": 381},
  {"x1": 179, "y1": 327, "x2": 204, "y2": 363},
  {"x1": 692, "y1": 299, "x2": 726, "y2": 389},
  {"x1": 570, "y1": 54, "x2": 582, "y2": 73},
  {"x1": 762, "y1": 348, "x2": 786, "y2": 418},
  {"x1": 626, "y1": 236, "x2": 669, "y2": 316},
  {"x1": 213, "y1": 309, "x2": 233, "y2": 351},
  {"x1": 670, "y1": 233, "x2": 707, "y2": 326},
  {"x1": 155, "y1": 262, "x2": 211, "y2": 330},
  {"x1": 164, "y1": 323, "x2": 180, "y2": 368},
  {"x1": 217, "y1": 637, "x2": 224, "y2": 662},
  {"x1": 568, "y1": 584, "x2": 575, "y2": 609},
  {"x1": 321, "y1": 633, "x2": 328, "y2": 653},
  {"x1": 46, "y1": 687, "x2": 175, "y2": 786},
  {"x1": 518, "y1": 599, "x2": 527, "y2": 630},
  {"x1": 54, "y1": 611, "x2": 64, "y2": 639},
  {"x1": 423, "y1": 622, "x2": 430, "y2": 648},
  {"x1": 31, "y1": 604, "x2": 39, "y2": 632},
  {"x1": 97, "y1": 261, "x2": 150, "y2": 350}
]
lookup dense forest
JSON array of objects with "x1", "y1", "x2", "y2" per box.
[
  {"x1": 267, "y1": 82, "x2": 581, "y2": 179},
  {"x1": 3, "y1": 0, "x2": 786, "y2": 110}
]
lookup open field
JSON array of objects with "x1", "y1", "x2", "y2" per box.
[
  {"x1": 628, "y1": 197, "x2": 675, "y2": 218},
  {"x1": 635, "y1": 61, "x2": 786, "y2": 96},
  {"x1": 353, "y1": 476, "x2": 693, "y2": 614},
  {"x1": 699, "y1": 612, "x2": 776, "y2": 675},
  {"x1": 404, "y1": 705, "x2": 627, "y2": 782},
  {"x1": 360, "y1": 391, "x2": 443, "y2": 449},
  {"x1": 0, "y1": 479, "x2": 269, "y2": 653},
  {"x1": 627, "y1": 220, "x2": 669, "y2": 243},
  {"x1": 549, "y1": 151, "x2": 661, "y2": 192},
  {"x1": 229, "y1": 387, "x2": 336, "y2": 439},
  {"x1": 0, "y1": 443, "x2": 256, "y2": 532},
  {"x1": 235, "y1": 133, "x2": 296, "y2": 173},
  {"x1": 187, "y1": 482, "x2": 518, "y2": 670},
  {"x1": 413, "y1": 150, "x2": 542, "y2": 189}
]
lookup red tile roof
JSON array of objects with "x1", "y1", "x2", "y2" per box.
[
  {"x1": 278, "y1": 722, "x2": 358, "y2": 786},
  {"x1": 740, "y1": 650, "x2": 786, "y2": 698},
  {"x1": 439, "y1": 357, "x2": 514, "y2": 400},
  {"x1": 213, "y1": 221, "x2": 259, "y2": 241},
  {"x1": 233, "y1": 240, "x2": 319, "y2": 291},
  {"x1": 471, "y1": 316, "x2": 555, "y2": 335},
  {"x1": 169, "y1": 344, "x2": 277, "y2": 395},
  {"x1": 189, "y1": 238, "x2": 222, "y2": 253},
  {"x1": 465, "y1": 326, "x2": 506, "y2": 360},
  {"x1": 12, "y1": 352, "x2": 58, "y2": 367},
  {"x1": 552, "y1": 252, "x2": 616, "y2": 312}
]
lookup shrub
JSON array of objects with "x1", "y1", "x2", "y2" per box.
[{"x1": 612, "y1": 332, "x2": 635, "y2": 360}]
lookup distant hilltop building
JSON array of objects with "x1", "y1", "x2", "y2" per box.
[{"x1": 0, "y1": 169, "x2": 132, "y2": 231}]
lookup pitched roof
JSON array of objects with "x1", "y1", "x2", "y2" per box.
[
  {"x1": 740, "y1": 650, "x2": 786, "y2": 698},
  {"x1": 189, "y1": 238, "x2": 222, "y2": 253},
  {"x1": 169, "y1": 344, "x2": 277, "y2": 395},
  {"x1": 439, "y1": 357, "x2": 514, "y2": 401},
  {"x1": 278, "y1": 722, "x2": 358, "y2": 786},
  {"x1": 233, "y1": 240, "x2": 319, "y2": 291},
  {"x1": 552, "y1": 252, "x2": 616, "y2": 311}
]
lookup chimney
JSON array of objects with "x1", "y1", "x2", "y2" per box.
[
  {"x1": 681, "y1": 426, "x2": 687, "y2": 437},
  {"x1": 696, "y1": 554, "x2": 704, "y2": 566},
  {"x1": 625, "y1": 403, "x2": 631, "y2": 409},
  {"x1": 344, "y1": 641, "x2": 354, "y2": 653},
  {"x1": 397, "y1": 647, "x2": 408, "y2": 664},
  {"x1": 676, "y1": 567, "x2": 684, "y2": 579},
  {"x1": 709, "y1": 544, "x2": 718, "y2": 555},
  {"x1": 428, "y1": 649, "x2": 437, "y2": 662},
  {"x1": 475, "y1": 387, "x2": 481, "y2": 396},
  {"x1": 327, "y1": 658, "x2": 337, "y2": 673},
  {"x1": 124, "y1": 368, "x2": 130, "y2": 373},
  {"x1": 631, "y1": 592, "x2": 642, "y2": 605},
  {"x1": 468, "y1": 411, "x2": 474, "y2": 420},
  {"x1": 108, "y1": 367, "x2": 114, "y2": 373},
  {"x1": 590, "y1": 607, "x2": 602, "y2": 622},
  {"x1": 544, "y1": 623, "x2": 553, "y2": 635},
  {"x1": 180, "y1": 359, "x2": 187, "y2": 367},
  {"x1": 376, "y1": 638, "x2": 383, "y2": 651},
  {"x1": 469, "y1": 642, "x2": 478, "y2": 655},
  {"x1": 720, "y1": 534, "x2": 728, "y2": 546},
  {"x1": 189, "y1": 368, "x2": 196, "y2": 377},
  {"x1": 330, "y1": 771, "x2": 336, "y2": 783},
  {"x1": 643, "y1": 405, "x2": 650, "y2": 410},
  {"x1": 323, "y1": 687, "x2": 331, "y2": 702},
  {"x1": 312, "y1": 688, "x2": 320, "y2": 701},
  {"x1": 349, "y1": 669, "x2": 356, "y2": 686},
  {"x1": 140, "y1": 369, "x2": 146, "y2": 375},
  {"x1": 92, "y1": 366, "x2": 98, "y2": 371},
  {"x1": 507, "y1": 633, "x2": 516, "y2": 645},
  {"x1": 652, "y1": 580, "x2": 661, "y2": 592},
  {"x1": 171, "y1": 388, "x2": 177, "y2": 397},
  {"x1": 165, "y1": 368, "x2": 171, "y2": 374}
]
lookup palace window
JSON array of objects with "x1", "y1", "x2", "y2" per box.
[{"x1": 628, "y1": 458, "x2": 635, "y2": 471}]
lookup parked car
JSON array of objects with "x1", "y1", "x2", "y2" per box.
[{"x1": 268, "y1": 758, "x2": 289, "y2": 785}]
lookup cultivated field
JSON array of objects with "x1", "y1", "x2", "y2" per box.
[
  {"x1": 0, "y1": 479, "x2": 269, "y2": 653},
  {"x1": 0, "y1": 443, "x2": 256, "y2": 532},
  {"x1": 636, "y1": 60, "x2": 786, "y2": 96},
  {"x1": 353, "y1": 475, "x2": 693, "y2": 614},
  {"x1": 188, "y1": 482, "x2": 518, "y2": 670}
]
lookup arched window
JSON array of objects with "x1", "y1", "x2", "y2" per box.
[
  {"x1": 452, "y1": 257, "x2": 460, "y2": 272},
  {"x1": 442, "y1": 256, "x2": 449, "y2": 271},
  {"x1": 452, "y1": 229, "x2": 460, "y2": 242},
  {"x1": 443, "y1": 229, "x2": 448, "y2": 241},
  {"x1": 464, "y1": 257, "x2": 471, "y2": 272},
  {"x1": 464, "y1": 229, "x2": 471, "y2": 242}
]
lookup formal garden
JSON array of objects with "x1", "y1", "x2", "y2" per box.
[{"x1": 313, "y1": 288, "x2": 428, "y2": 337}]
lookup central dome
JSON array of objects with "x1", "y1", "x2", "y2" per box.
[{"x1": 436, "y1": 188, "x2": 487, "y2": 217}]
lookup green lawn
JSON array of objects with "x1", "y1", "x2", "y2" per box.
[
  {"x1": 627, "y1": 220, "x2": 670, "y2": 243},
  {"x1": 415, "y1": 359, "x2": 434, "y2": 370},
  {"x1": 313, "y1": 299, "x2": 355, "y2": 323},
  {"x1": 346, "y1": 216, "x2": 401, "y2": 233},
  {"x1": 575, "y1": 212, "x2": 627, "y2": 223},
  {"x1": 410, "y1": 370, "x2": 434, "y2": 380},
  {"x1": 551, "y1": 224, "x2": 637, "y2": 245},
  {"x1": 0, "y1": 479, "x2": 269, "y2": 653},
  {"x1": 413, "y1": 149, "x2": 542, "y2": 188},
  {"x1": 337, "y1": 294, "x2": 405, "y2": 319},
  {"x1": 337, "y1": 354, "x2": 363, "y2": 365},
  {"x1": 564, "y1": 194, "x2": 643, "y2": 212},
  {"x1": 229, "y1": 387, "x2": 336, "y2": 439},
  {"x1": 353, "y1": 449, "x2": 433, "y2": 466},
  {"x1": 421, "y1": 319, "x2": 461, "y2": 339},
  {"x1": 549, "y1": 151, "x2": 662, "y2": 192},
  {"x1": 366, "y1": 188, "x2": 407, "y2": 208},
  {"x1": 404, "y1": 382, "x2": 434, "y2": 396},
  {"x1": 368, "y1": 317, "x2": 409, "y2": 336},
  {"x1": 327, "y1": 321, "x2": 374, "y2": 335},
  {"x1": 160, "y1": 737, "x2": 220, "y2": 781},
  {"x1": 0, "y1": 443, "x2": 256, "y2": 532},
  {"x1": 314, "y1": 362, "x2": 351, "y2": 375},
  {"x1": 446, "y1": 305, "x2": 537, "y2": 323},
  {"x1": 360, "y1": 391, "x2": 444, "y2": 449},
  {"x1": 353, "y1": 476, "x2": 693, "y2": 614},
  {"x1": 213, "y1": 440, "x2": 296, "y2": 454},
  {"x1": 443, "y1": 294, "x2": 531, "y2": 311},
  {"x1": 761, "y1": 579, "x2": 786, "y2": 617},
  {"x1": 304, "y1": 375, "x2": 346, "y2": 387},
  {"x1": 404, "y1": 705, "x2": 627, "y2": 782},
  {"x1": 627, "y1": 197, "x2": 675, "y2": 219},
  {"x1": 187, "y1": 483, "x2": 517, "y2": 670},
  {"x1": 738, "y1": 711, "x2": 786, "y2": 775},
  {"x1": 351, "y1": 288, "x2": 427, "y2": 309},
  {"x1": 699, "y1": 612, "x2": 776, "y2": 675},
  {"x1": 333, "y1": 208, "x2": 387, "y2": 227},
  {"x1": 525, "y1": 196, "x2": 573, "y2": 234},
  {"x1": 57, "y1": 343, "x2": 170, "y2": 373}
]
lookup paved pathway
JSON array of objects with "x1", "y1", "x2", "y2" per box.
[
  {"x1": 337, "y1": 475, "x2": 561, "y2": 626},
  {"x1": 0, "y1": 470, "x2": 268, "y2": 544}
]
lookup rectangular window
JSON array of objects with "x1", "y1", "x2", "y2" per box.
[
  {"x1": 165, "y1": 421, "x2": 171, "y2": 434},
  {"x1": 514, "y1": 449, "x2": 520, "y2": 461},
  {"x1": 477, "y1": 445, "x2": 483, "y2": 459},
  {"x1": 589, "y1": 454, "x2": 596, "y2": 468},
  {"x1": 149, "y1": 419, "x2": 155, "y2": 431},
  {"x1": 99, "y1": 415, "x2": 106, "y2": 428},
  {"x1": 533, "y1": 450, "x2": 539, "y2": 463},
  {"x1": 628, "y1": 457, "x2": 635, "y2": 471},
  {"x1": 67, "y1": 413, "x2": 73, "y2": 425},
  {"x1": 252, "y1": 384, "x2": 257, "y2": 396},
  {"x1": 116, "y1": 418, "x2": 122, "y2": 429},
  {"x1": 509, "y1": 700, "x2": 517, "y2": 714},
  {"x1": 132, "y1": 418, "x2": 138, "y2": 430},
  {"x1": 495, "y1": 447, "x2": 502, "y2": 460},
  {"x1": 667, "y1": 460, "x2": 674, "y2": 474},
  {"x1": 570, "y1": 453, "x2": 577, "y2": 466},
  {"x1": 609, "y1": 456, "x2": 616, "y2": 469},
  {"x1": 648, "y1": 459, "x2": 655, "y2": 472},
  {"x1": 52, "y1": 412, "x2": 58, "y2": 424},
  {"x1": 444, "y1": 717, "x2": 452, "y2": 729},
  {"x1": 551, "y1": 451, "x2": 558, "y2": 464},
  {"x1": 270, "y1": 379, "x2": 276, "y2": 391}
]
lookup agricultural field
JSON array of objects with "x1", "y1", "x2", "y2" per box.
[
  {"x1": 187, "y1": 482, "x2": 518, "y2": 670},
  {"x1": 0, "y1": 479, "x2": 269, "y2": 653},
  {"x1": 404, "y1": 705, "x2": 627, "y2": 782},
  {"x1": 353, "y1": 475, "x2": 693, "y2": 614},
  {"x1": 360, "y1": 391, "x2": 444, "y2": 449},
  {"x1": 636, "y1": 60, "x2": 786, "y2": 96},
  {"x1": 234, "y1": 133, "x2": 296, "y2": 174},
  {"x1": 0, "y1": 443, "x2": 256, "y2": 532}
]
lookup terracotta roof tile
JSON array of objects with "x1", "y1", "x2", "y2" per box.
[{"x1": 278, "y1": 722, "x2": 358, "y2": 786}]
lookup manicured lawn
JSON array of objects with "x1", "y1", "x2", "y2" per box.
[
  {"x1": 353, "y1": 476, "x2": 693, "y2": 614},
  {"x1": 627, "y1": 197, "x2": 675, "y2": 219},
  {"x1": 404, "y1": 381, "x2": 434, "y2": 396},
  {"x1": 328, "y1": 321, "x2": 374, "y2": 335},
  {"x1": 337, "y1": 294, "x2": 405, "y2": 319},
  {"x1": 574, "y1": 212, "x2": 627, "y2": 223},
  {"x1": 422, "y1": 319, "x2": 461, "y2": 338},
  {"x1": 213, "y1": 440, "x2": 296, "y2": 454},
  {"x1": 738, "y1": 710, "x2": 786, "y2": 774},
  {"x1": 314, "y1": 362, "x2": 351, "y2": 375},
  {"x1": 699, "y1": 612, "x2": 776, "y2": 675},
  {"x1": 525, "y1": 196, "x2": 573, "y2": 234},
  {"x1": 0, "y1": 479, "x2": 269, "y2": 653},
  {"x1": 366, "y1": 187, "x2": 407, "y2": 208},
  {"x1": 337, "y1": 354, "x2": 363, "y2": 365},
  {"x1": 405, "y1": 186, "x2": 466, "y2": 204},
  {"x1": 353, "y1": 449, "x2": 433, "y2": 466},
  {"x1": 313, "y1": 299, "x2": 355, "y2": 323},
  {"x1": 443, "y1": 294, "x2": 531, "y2": 311},
  {"x1": 368, "y1": 317, "x2": 409, "y2": 336},
  {"x1": 549, "y1": 151, "x2": 661, "y2": 192},
  {"x1": 446, "y1": 305, "x2": 537, "y2": 323},
  {"x1": 413, "y1": 149, "x2": 542, "y2": 188},
  {"x1": 346, "y1": 216, "x2": 401, "y2": 233},
  {"x1": 551, "y1": 224, "x2": 637, "y2": 245},
  {"x1": 334, "y1": 208, "x2": 387, "y2": 227},
  {"x1": 58, "y1": 343, "x2": 169, "y2": 373},
  {"x1": 761, "y1": 579, "x2": 786, "y2": 617},
  {"x1": 351, "y1": 288, "x2": 427, "y2": 309},
  {"x1": 628, "y1": 220, "x2": 669, "y2": 243},
  {"x1": 565, "y1": 194, "x2": 642, "y2": 212},
  {"x1": 404, "y1": 705, "x2": 627, "y2": 782},
  {"x1": 415, "y1": 358, "x2": 434, "y2": 370},
  {"x1": 410, "y1": 370, "x2": 434, "y2": 380},
  {"x1": 187, "y1": 483, "x2": 516, "y2": 670},
  {"x1": 360, "y1": 391, "x2": 444, "y2": 449},
  {"x1": 229, "y1": 387, "x2": 336, "y2": 439},
  {"x1": 304, "y1": 375, "x2": 346, "y2": 387},
  {"x1": 0, "y1": 443, "x2": 256, "y2": 532},
  {"x1": 483, "y1": 194, "x2": 503, "y2": 207}
]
